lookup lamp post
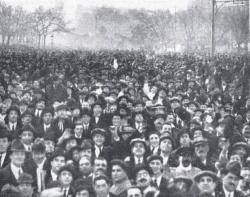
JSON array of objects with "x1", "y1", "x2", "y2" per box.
[{"x1": 211, "y1": 0, "x2": 249, "y2": 56}]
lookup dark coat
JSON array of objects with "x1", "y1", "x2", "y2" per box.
[
  {"x1": 192, "y1": 156, "x2": 216, "y2": 172},
  {"x1": 0, "y1": 149, "x2": 11, "y2": 169},
  {"x1": 92, "y1": 146, "x2": 114, "y2": 163},
  {"x1": 0, "y1": 164, "x2": 29, "y2": 190}
]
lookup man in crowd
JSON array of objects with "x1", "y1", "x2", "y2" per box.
[{"x1": 0, "y1": 47, "x2": 250, "y2": 196}]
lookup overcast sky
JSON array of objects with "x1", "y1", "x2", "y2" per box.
[{"x1": 5, "y1": 0, "x2": 193, "y2": 25}]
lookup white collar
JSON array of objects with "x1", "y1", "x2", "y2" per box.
[
  {"x1": 10, "y1": 163, "x2": 22, "y2": 179},
  {"x1": 134, "y1": 156, "x2": 143, "y2": 164},
  {"x1": 153, "y1": 175, "x2": 162, "y2": 187},
  {"x1": 36, "y1": 158, "x2": 46, "y2": 169},
  {"x1": 51, "y1": 170, "x2": 58, "y2": 181},
  {"x1": 9, "y1": 122, "x2": 17, "y2": 127},
  {"x1": 0, "y1": 152, "x2": 7, "y2": 166},
  {"x1": 223, "y1": 185, "x2": 234, "y2": 197},
  {"x1": 95, "y1": 145, "x2": 103, "y2": 150}
]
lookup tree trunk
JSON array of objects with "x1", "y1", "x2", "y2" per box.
[
  {"x1": 2, "y1": 34, "x2": 5, "y2": 45},
  {"x1": 6, "y1": 35, "x2": 11, "y2": 46},
  {"x1": 43, "y1": 35, "x2": 46, "y2": 48},
  {"x1": 237, "y1": 43, "x2": 241, "y2": 53},
  {"x1": 38, "y1": 35, "x2": 41, "y2": 48}
]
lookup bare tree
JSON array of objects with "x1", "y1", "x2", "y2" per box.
[{"x1": 32, "y1": 6, "x2": 67, "y2": 48}]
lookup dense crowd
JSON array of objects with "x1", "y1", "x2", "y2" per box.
[{"x1": 0, "y1": 46, "x2": 250, "y2": 197}]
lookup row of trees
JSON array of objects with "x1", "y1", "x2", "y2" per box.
[
  {"x1": 76, "y1": 0, "x2": 249, "y2": 53},
  {"x1": 0, "y1": 1, "x2": 67, "y2": 48}
]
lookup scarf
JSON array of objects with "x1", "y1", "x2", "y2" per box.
[{"x1": 110, "y1": 179, "x2": 131, "y2": 196}]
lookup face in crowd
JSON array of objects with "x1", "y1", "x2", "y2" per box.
[
  {"x1": 160, "y1": 138, "x2": 173, "y2": 154},
  {"x1": 194, "y1": 143, "x2": 209, "y2": 159},
  {"x1": 222, "y1": 172, "x2": 240, "y2": 192},
  {"x1": 135, "y1": 169, "x2": 151, "y2": 189},
  {"x1": 10, "y1": 150, "x2": 26, "y2": 167},
  {"x1": 149, "y1": 134, "x2": 159, "y2": 148},
  {"x1": 8, "y1": 110, "x2": 18, "y2": 123},
  {"x1": 197, "y1": 176, "x2": 216, "y2": 194},
  {"x1": 111, "y1": 165, "x2": 127, "y2": 183},
  {"x1": 51, "y1": 156, "x2": 66, "y2": 173},
  {"x1": 132, "y1": 142, "x2": 146, "y2": 157},
  {"x1": 79, "y1": 156, "x2": 92, "y2": 176},
  {"x1": 58, "y1": 170, "x2": 73, "y2": 187},
  {"x1": 94, "y1": 178, "x2": 110, "y2": 197}
]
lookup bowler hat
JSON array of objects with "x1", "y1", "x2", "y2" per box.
[
  {"x1": 147, "y1": 155, "x2": 163, "y2": 164},
  {"x1": 58, "y1": 165, "x2": 75, "y2": 178},
  {"x1": 130, "y1": 138, "x2": 147, "y2": 149},
  {"x1": 32, "y1": 141, "x2": 46, "y2": 153},
  {"x1": 221, "y1": 161, "x2": 243, "y2": 179},
  {"x1": 174, "y1": 176, "x2": 193, "y2": 189},
  {"x1": 11, "y1": 139, "x2": 25, "y2": 152},
  {"x1": 18, "y1": 173, "x2": 33, "y2": 184},
  {"x1": 91, "y1": 128, "x2": 106, "y2": 137},
  {"x1": 110, "y1": 159, "x2": 129, "y2": 175},
  {"x1": 194, "y1": 170, "x2": 218, "y2": 182}
]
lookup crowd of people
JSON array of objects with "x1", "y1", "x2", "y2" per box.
[{"x1": 0, "y1": 46, "x2": 250, "y2": 197}]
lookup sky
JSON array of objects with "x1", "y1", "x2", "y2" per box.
[{"x1": 5, "y1": 0, "x2": 193, "y2": 21}]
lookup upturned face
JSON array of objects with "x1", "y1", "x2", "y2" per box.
[
  {"x1": 132, "y1": 142, "x2": 145, "y2": 157},
  {"x1": 197, "y1": 176, "x2": 216, "y2": 194}
]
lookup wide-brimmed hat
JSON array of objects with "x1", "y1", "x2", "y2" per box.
[
  {"x1": 194, "y1": 170, "x2": 218, "y2": 183},
  {"x1": 221, "y1": 161, "x2": 243, "y2": 179},
  {"x1": 17, "y1": 173, "x2": 33, "y2": 184},
  {"x1": 130, "y1": 138, "x2": 147, "y2": 149}
]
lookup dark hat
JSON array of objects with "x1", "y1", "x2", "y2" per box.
[
  {"x1": 91, "y1": 128, "x2": 106, "y2": 137},
  {"x1": 174, "y1": 107, "x2": 191, "y2": 122},
  {"x1": 232, "y1": 142, "x2": 249, "y2": 152},
  {"x1": 177, "y1": 128, "x2": 190, "y2": 140},
  {"x1": 74, "y1": 185, "x2": 92, "y2": 195},
  {"x1": 93, "y1": 175, "x2": 110, "y2": 185},
  {"x1": 120, "y1": 126, "x2": 136, "y2": 134},
  {"x1": 160, "y1": 133, "x2": 175, "y2": 147},
  {"x1": 49, "y1": 148, "x2": 66, "y2": 161},
  {"x1": 44, "y1": 131, "x2": 57, "y2": 142},
  {"x1": 55, "y1": 104, "x2": 68, "y2": 111},
  {"x1": 32, "y1": 141, "x2": 46, "y2": 153},
  {"x1": 194, "y1": 170, "x2": 218, "y2": 182},
  {"x1": 173, "y1": 176, "x2": 193, "y2": 189},
  {"x1": 110, "y1": 159, "x2": 129, "y2": 175},
  {"x1": 20, "y1": 124, "x2": 35, "y2": 135},
  {"x1": 41, "y1": 107, "x2": 54, "y2": 117},
  {"x1": 85, "y1": 93, "x2": 97, "y2": 101},
  {"x1": 133, "y1": 164, "x2": 153, "y2": 179},
  {"x1": 130, "y1": 138, "x2": 147, "y2": 149},
  {"x1": 147, "y1": 155, "x2": 163, "y2": 164},
  {"x1": 193, "y1": 136, "x2": 209, "y2": 146},
  {"x1": 175, "y1": 147, "x2": 193, "y2": 157},
  {"x1": 80, "y1": 140, "x2": 92, "y2": 150},
  {"x1": 58, "y1": 165, "x2": 75, "y2": 178},
  {"x1": 17, "y1": 173, "x2": 33, "y2": 184},
  {"x1": 0, "y1": 127, "x2": 11, "y2": 140},
  {"x1": 11, "y1": 139, "x2": 25, "y2": 152},
  {"x1": 92, "y1": 100, "x2": 105, "y2": 109},
  {"x1": 6, "y1": 105, "x2": 20, "y2": 115},
  {"x1": 21, "y1": 109, "x2": 34, "y2": 118},
  {"x1": 19, "y1": 99, "x2": 29, "y2": 106},
  {"x1": 81, "y1": 108, "x2": 92, "y2": 117},
  {"x1": 170, "y1": 97, "x2": 180, "y2": 103},
  {"x1": 221, "y1": 161, "x2": 243, "y2": 179},
  {"x1": 187, "y1": 101, "x2": 199, "y2": 108}
]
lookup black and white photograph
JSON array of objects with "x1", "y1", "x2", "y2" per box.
[{"x1": 0, "y1": 0, "x2": 250, "y2": 196}]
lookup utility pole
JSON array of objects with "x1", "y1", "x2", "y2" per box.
[
  {"x1": 245, "y1": 0, "x2": 249, "y2": 54},
  {"x1": 211, "y1": 0, "x2": 216, "y2": 56}
]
